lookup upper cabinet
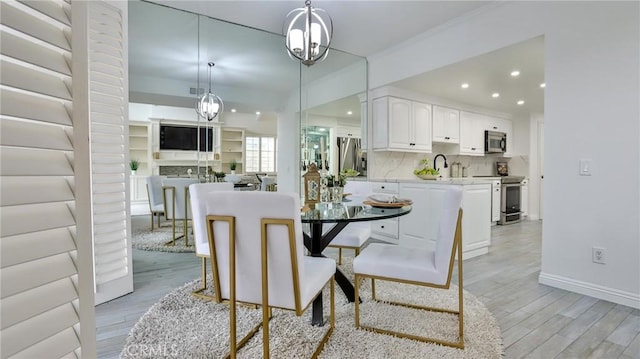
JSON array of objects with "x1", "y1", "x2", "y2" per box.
[
  {"x1": 458, "y1": 111, "x2": 485, "y2": 156},
  {"x1": 372, "y1": 96, "x2": 432, "y2": 153},
  {"x1": 432, "y1": 105, "x2": 460, "y2": 144}
]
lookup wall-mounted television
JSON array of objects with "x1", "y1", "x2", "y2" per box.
[{"x1": 159, "y1": 125, "x2": 213, "y2": 151}]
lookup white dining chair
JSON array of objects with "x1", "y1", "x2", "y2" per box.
[
  {"x1": 196, "y1": 191, "x2": 336, "y2": 358},
  {"x1": 161, "y1": 177, "x2": 199, "y2": 246},
  {"x1": 188, "y1": 182, "x2": 234, "y2": 300},
  {"x1": 145, "y1": 175, "x2": 166, "y2": 231},
  {"x1": 326, "y1": 180, "x2": 372, "y2": 264},
  {"x1": 353, "y1": 186, "x2": 465, "y2": 349}
]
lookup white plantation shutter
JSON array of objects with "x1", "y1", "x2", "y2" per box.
[
  {"x1": 0, "y1": 0, "x2": 89, "y2": 357},
  {"x1": 87, "y1": 1, "x2": 132, "y2": 304}
]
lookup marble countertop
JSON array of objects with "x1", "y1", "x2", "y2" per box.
[{"x1": 369, "y1": 177, "x2": 498, "y2": 185}]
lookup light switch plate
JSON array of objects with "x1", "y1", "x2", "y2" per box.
[{"x1": 579, "y1": 159, "x2": 592, "y2": 176}]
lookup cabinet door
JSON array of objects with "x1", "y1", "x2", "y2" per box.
[
  {"x1": 491, "y1": 180, "x2": 501, "y2": 222},
  {"x1": 433, "y1": 106, "x2": 460, "y2": 143},
  {"x1": 372, "y1": 97, "x2": 389, "y2": 149},
  {"x1": 411, "y1": 102, "x2": 432, "y2": 152},
  {"x1": 459, "y1": 111, "x2": 484, "y2": 156},
  {"x1": 462, "y1": 184, "x2": 491, "y2": 251},
  {"x1": 388, "y1": 97, "x2": 412, "y2": 149},
  {"x1": 399, "y1": 183, "x2": 432, "y2": 248}
]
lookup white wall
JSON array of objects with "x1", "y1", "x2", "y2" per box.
[{"x1": 368, "y1": 1, "x2": 639, "y2": 307}]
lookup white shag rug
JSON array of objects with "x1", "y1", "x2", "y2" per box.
[
  {"x1": 131, "y1": 225, "x2": 195, "y2": 253},
  {"x1": 121, "y1": 259, "x2": 503, "y2": 358}
]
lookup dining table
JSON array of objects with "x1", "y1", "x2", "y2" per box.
[{"x1": 301, "y1": 201, "x2": 412, "y2": 326}]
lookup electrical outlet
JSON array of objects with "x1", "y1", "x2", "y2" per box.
[{"x1": 592, "y1": 247, "x2": 606, "y2": 264}]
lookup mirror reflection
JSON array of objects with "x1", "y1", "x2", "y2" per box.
[{"x1": 128, "y1": 0, "x2": 367, "y2": 198}]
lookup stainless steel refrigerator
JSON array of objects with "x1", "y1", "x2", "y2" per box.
[{"x1": 337, "y1": 137, "x2": 366, "y2": 176}]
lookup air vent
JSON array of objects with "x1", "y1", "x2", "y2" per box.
[{"x1": 190, "y1": 87, "x2": 205, "y2": 95}]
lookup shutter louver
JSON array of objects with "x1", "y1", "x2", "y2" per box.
[
  {"x1": 0, "y1": 0, "x2": 84, "y2": 357},
  {"x1": 87, "y1": 1, "x2": 132, "y2": 294}
]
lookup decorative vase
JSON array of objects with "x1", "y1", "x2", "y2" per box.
[
  {"x1": 231, "y1": 170, "x2": 236, "y2": 175},
  {"x1": 131, "y1": 170, "x2": 137, "y2": 176}
]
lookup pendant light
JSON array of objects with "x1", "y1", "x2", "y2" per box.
[
  {"x1": 196, "y1": 62, "x2": 223, "y2": 121},
  {"x1": 283, "y1": 0, "x2": 333, "y2": 66}
]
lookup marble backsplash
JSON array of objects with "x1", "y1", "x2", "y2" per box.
[{"x1": 369, "y1": 150, "x2": 529, "y2": 180}]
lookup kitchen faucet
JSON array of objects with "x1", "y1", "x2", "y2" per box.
[{"x1": 433, "y1": 154, "x2": 448, "y2": 172}]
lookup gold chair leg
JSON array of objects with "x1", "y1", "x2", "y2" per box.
[
  {"x1": 192, "y1": 257, "x2": 219, "y2": 301},
  {"x1": 338, "y1": 248, "x2": 342, "y2": 265},
  {"x1": 150, "y1": 212, "x2": 154, "y2": 231}
]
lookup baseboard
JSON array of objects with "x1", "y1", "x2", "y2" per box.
[{"x1": 539, "y1": 272, "x2": 640, "y2": 309}]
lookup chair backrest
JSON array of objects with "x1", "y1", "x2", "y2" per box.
[
  {"x1": 434, "y1": 187, "x2": 463, "y2": 283},
  {"x1": 146, "y1": 175, "x2": 166, "y2": 207},
  {"x1": 196, "y1": 191, "x2": 305, "y2": 309},
  {"x1": 344, "y1": 180, "x2": 372, "y2": 205},
  {"x1": 189, "y1": 182, "x2": 234, "y2": 256},
  {"x1": 162, "y1": 178, "x2": 199, "y2": 220},
  {"x1": 260, "y1": 176, "x2": 276, "y2": 191}
]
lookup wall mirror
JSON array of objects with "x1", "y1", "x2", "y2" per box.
[{"x1": 129, "y1": 0, "x2": 367, "y2": 191}]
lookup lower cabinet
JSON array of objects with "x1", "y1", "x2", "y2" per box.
[
  {"x1": 398, "y1": 182, "x2": 491, "y2": 259},
  {"x1": 369, "y1": 182, "x2": 400, "y2": 243},
  {"x1": 130, "y1": 175, "x2": 150, "y2": 215}
]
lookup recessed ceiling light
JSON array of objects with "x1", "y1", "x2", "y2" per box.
[
  {"x1": 231, "y1": 108, "x2": 237, "y2": 113},
  {"x1": 511, "y1": 70, "x2": 520, "y2": 77},
  {"x1": 492, "y1": 93, "x2": 500, "y2": 98},
  {"x1": 347, "y1": 111, "x2": 353, "y2": 115},
  {"x1": 318, "y1": 128, "x2": 326, "y2": 131},
  {"x1": 517, "y1": 100, "x2": 525, "y2": 105},
  {"x1": 256, "y1": 111, "x2": 261, "y2": 115},
  {"x1": 540, "y1": 83, "x2": 546, "y2": 88},
  {"x1": 461, "y1": 83, "x2": 469, "y2": 89}
]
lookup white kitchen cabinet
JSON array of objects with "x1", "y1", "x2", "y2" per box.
[
  {"x1": 130, "y1": 175, "x2": 148, "y2": 203},
  {"x1": 458, "y1": 111, "x2": 485, "y2": 156},
  {"x1": 462, "y1": 184, "x2": 492, "y2": 256},
  {"x1": 432, "y1": 105, "x2": 460, "y2": 144},
  {"x1": 521, "y1": 178, "x2": 529, "y2": 217},
  {"x1": 372, "y1": 96, "x2": 432, "y2": 152},
  {"x1": 491, "y1": 179, "x2": 501, "y2": 222},
  {"x1": 369, "y1": 181, "x2": 399, "y2": 243}
]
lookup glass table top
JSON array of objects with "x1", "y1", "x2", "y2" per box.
[{"x1": 300, "y1": 202, "x2": 411, "y2": 223}]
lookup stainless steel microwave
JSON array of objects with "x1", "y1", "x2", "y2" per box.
[{"x1": 485, "y1": 130, "x2": 506, "y2": 153}]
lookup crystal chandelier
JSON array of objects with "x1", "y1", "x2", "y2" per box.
[
  {"x1": 196, "y1": 62, "x2": 223, "y2": 121},
  {"x1": 283, "y1": 0, "x2": 333, "y2": 66}
]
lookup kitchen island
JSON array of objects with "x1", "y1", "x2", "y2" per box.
[{"x1": 366, "y1": 178, "x2": 494, "y2": 259}]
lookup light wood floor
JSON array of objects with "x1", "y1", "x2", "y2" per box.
[{"x1": 96, "y1": 217, "x2": 639, "y2": 358}]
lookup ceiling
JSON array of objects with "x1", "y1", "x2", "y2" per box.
[{"x1": 133, "y1": 1, "x2": 544, "y2": 119}]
